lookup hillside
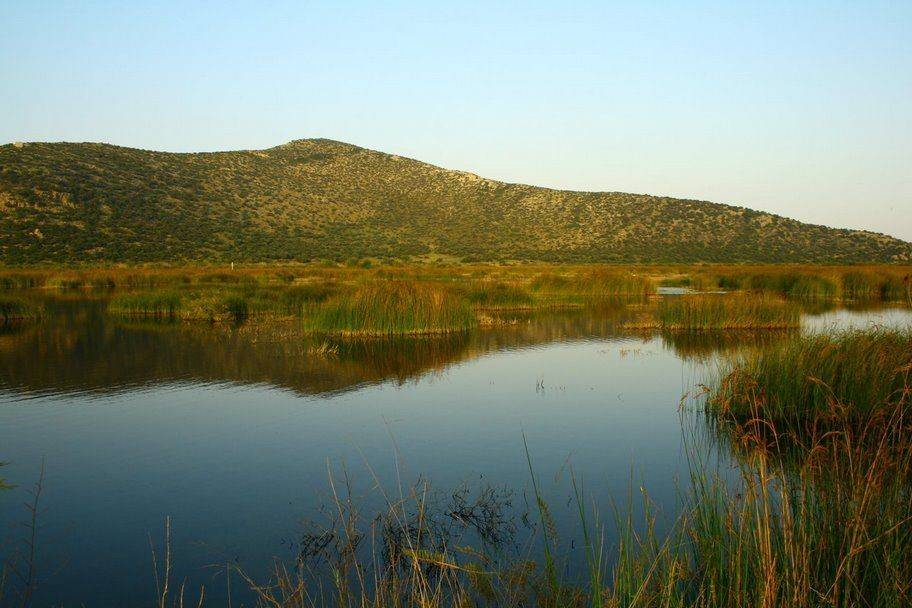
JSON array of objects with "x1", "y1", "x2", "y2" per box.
[{"x1": 1, "y1": 139, "x2": 909, "y2": 265}]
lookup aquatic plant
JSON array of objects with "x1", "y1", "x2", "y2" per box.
[
  {"x1": 653, "y1": 294, "x2": 800, "y2": 329},
  {"x1": 459, "y1": 281, "x2": 534, "y2": 309},
  {"x1": 306, "y1": 281, "x2": 476, "y2": 335},
  {"x1": 710, "y1": 329, "x2": 912, "y2": 421},
  {"x1": 108, "y1": 292, "x2": 183, "y2": 319},
  {"x1": 279, "y1": 282, "x2": 337, "y2": 315},
  {"x1": 531, "y1": 269, "x2": 654, "y2": 302}
]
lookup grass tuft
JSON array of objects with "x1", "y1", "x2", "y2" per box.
[{"x1": 710, "y1": 328, "x2": 912, "y2": 420}]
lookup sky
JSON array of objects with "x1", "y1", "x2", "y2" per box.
[{"x1": 2, "y1": 1, "x2": 911, "y2": 241}]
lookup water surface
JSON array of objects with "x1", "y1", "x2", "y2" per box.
[{"x1": 0, "y1": 296, "x2": 908, "y2": 606}]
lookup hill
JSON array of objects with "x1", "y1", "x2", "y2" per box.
[{"x1": 1, "y1": 139, "x2": 909, "y2": 265}]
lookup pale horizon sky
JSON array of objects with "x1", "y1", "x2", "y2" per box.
[{"x1": 3, "y1": 1, "x2": 911, "y2": 241}]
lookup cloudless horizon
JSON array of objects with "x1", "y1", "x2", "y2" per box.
[{"x1": 3, "y1": 1, "x2": 910, "y2": 241}]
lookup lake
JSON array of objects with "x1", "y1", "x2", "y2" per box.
[{"x1": 1, "y1": 295, "x2": 909, "y2": 607}]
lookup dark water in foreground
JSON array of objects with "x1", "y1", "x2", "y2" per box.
[{"x1": 0, "y1": 297, "x2": 909, "y2": 607}]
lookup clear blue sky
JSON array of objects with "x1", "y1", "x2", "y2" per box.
[{"x1": 3, "y1": 1, "x2": 910, "y2": 241}]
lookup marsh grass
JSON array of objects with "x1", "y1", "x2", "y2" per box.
[
  {"x1": 279, "y1": 283, "x2": 338, "y2": 315},
  {"x1": 3, "y1": 264, "x2": 909, "y2": 306},
  {"x1": 643, "y1": 295, "x2": 801, "y2": 330},
  {"x1": 676, "y1": 267, "x2": 911, "y2": 302},
  {"x1": 306, "y1": 281, "x2": 477, "y2": 335},
  {"x1": 842, "y1": 270, "x2": 911, "y2": 302},
  {"x1": 710, "y1": 329, "x2": 912, "y2": 421},
  {"x1": 530, "y1": 268, "x2": 655, "y2": 306},
  {"x1": 108, "y1": 292, "x2": 183, "y2": 320},
  {"x1": 459, "y1": 281, "x2": 535, "y2": 309}
]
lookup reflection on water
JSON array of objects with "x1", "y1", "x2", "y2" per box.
[
  {"x1": 0, "y1": 298, "x2": 643, "y2": 400},
  {"x1": 0, "y1": 295, "x2": 909, "y2": 607}
]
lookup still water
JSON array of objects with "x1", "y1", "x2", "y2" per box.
[{"x1": 1, "y1": 297, "x2": 909, "y2": 606}]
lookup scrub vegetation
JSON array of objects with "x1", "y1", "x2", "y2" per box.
[{"x1": 3, "y1": 139, "x2": 911, "y2": 264}]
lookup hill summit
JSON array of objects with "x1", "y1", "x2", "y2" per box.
[{"x1": 1, "y1": 138, "x2": 909, "y2": 264}]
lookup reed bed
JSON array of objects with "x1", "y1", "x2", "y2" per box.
[
  {"x1": 2, "y1": 264, "x2": 909, "y2": 303},
  {"x1": 646, "y1": 295, "x2": 801, "y2": 330},
  {"x1": 710, "y1": 329, "x2": 912, "y2": 421},
  {"x1": 107, "y1": 292, "x2": 183, "y2": 320},
  {"x1": 458, "y1": 280, "x2": 535, "y2": 309},
  {"x1": 531, "y1": 269, "x2": 654, "y2": 304},
  {"x1": 305, "y1": 281, "x2": 477, "y2": 335},
  {"x1": 672, "y1": 266, "x2": 910, "y2": 302},
  {"x1": 842, "y1": 270, "x2": 911, "y2": 302}
]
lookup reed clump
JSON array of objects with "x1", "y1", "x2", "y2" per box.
[
  {"x1": 710, "y1": 329, "x2": 912, "y2": 421},
  {"x1": 532, "y1": 269, "x2": 654, "y2": 304},
  {"x1": 306, "y1": 281, "x2": 477, "y2": 335},
  {"x1": 652, "y1": 295, "x2": 801, "y2": 329},
  {"x1": 459, "y1": 281, "x2": 534, "y2": 309},
  {"x1": 107, "y1": 292, "x2": 183, "y2": 319},
  {"x1": 279, "y1": 282, "x2": 337, "y2": 315},
  {"x1": 842, "y1": 270, "x2": 911, "y2": 302}
]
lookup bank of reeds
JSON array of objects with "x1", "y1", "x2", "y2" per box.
[
  {"x1": 710, "y1": 329, "x2": 912, "y2": 421},
  {"x1": 672, "y1": 266, "x2": 910, "y2": 302},
  {"x1": 635, "y1": 295, "x2": 801, "y2": 330},
  {"x1": 532, "y1": 269, "x2": 654, "y2": 304},
  {"x1": 3, "y1": 264, "x2": 909, "y2": 303},
  {"x1": 459, "y1": 280, "x2": 535, "y2": 309},
  {"x1": 107, "y1": 292, "x2": 183, "y2": 320},
  {"x1": 305, "y1": 281, "x2": 477, "y2": 335}
]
